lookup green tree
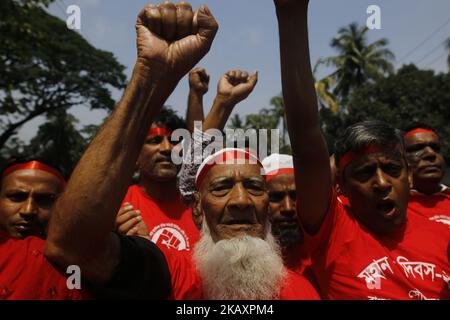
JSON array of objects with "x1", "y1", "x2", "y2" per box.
[
  {"x1": 322, "y1": 65, "x2": 450, "y2": 162},
  {"x1": 0, "y1": 0, "x2": 126, "y2": 149},
  {"x1": 22, "y1": 110, "x2": 88, "y2": 177},
  {"x1": 228, "y1": 114, "x2": 245, "y2": 129},
  {"x1": 325, "y1": 22, "x2": 394, "y2": 102}
]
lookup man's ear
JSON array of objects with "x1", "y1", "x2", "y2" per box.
[{"x1": 192, "y1": 192, "x2": 203, "y2": 230}]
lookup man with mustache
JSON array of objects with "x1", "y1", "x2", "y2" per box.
[
  {"x1": 0, "y1": 158, "x2": 66, "y2": 239},
  {"x1": 43, "y1": 1, "x2": 319, "y2": 294},
  {"x1": 0, "y1": 158, "x2": 90, "y2": 299},
  {"x1": 116, "y1": 69, "x2": 259, "y2": 252},
  {"x1": 1, "y1": 1, "x2": 216, "y2": 300},
  {"x1": 116, "y1": 70, "x2": 257, "y2": 251},
  {"x1": 187, "y1": 148, "x2": 319, "y2": 299},
  {"x1": 276, "y1": 0, "x2": 449, "y2": 300},
  {"x1": 262, "y1": 154, "x2": 306, "y2": 271},
  {"x1": 117, "y1": 112, "x2": 202, "y2": 252},
  {"x1": 404, "y1": 124, "x2": 449, "y2": 229}
]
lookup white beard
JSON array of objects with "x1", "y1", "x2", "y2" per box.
[{"x1": 193, "y1": 222, "x2": 287, "y2": 300}]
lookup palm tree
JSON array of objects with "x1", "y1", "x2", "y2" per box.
[
  {"x1": 269, "y1": 95, "x2": 287, "y2": 146},
  {"x1": 313, "y1": 59, "x2": 339, "y2": 114},
  {"x1": 325, "y1": 22, "x2": 395, "y2": 101}
]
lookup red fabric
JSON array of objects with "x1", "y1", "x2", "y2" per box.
[
  {"x1": 404, "y1": 128, "x2": 436, "y2": 140},
  {"x1": 148, "y1": 127, "x2": 171, "y2": 137},
  {"x1": 282, "y1": 244, "x2": 310, "y2": 275},
  {"x1": 339, "y1": 144, "x2": 386, "y2": 170},
  {"x1": 408, "y1": 189, "x2": 450, "y2": 229},
  {"x1": 0, "y1": 231, "x2": 90, "y2": 300},
  {"x1": 161, "y1": 247, "x2": 320, "y2": 300},
  {"x1": 123, "y1": 185, "x2": 200, "y2": 252},
  {"x1": 304, "y1": 191, "x2": 450, "y2": 300},
  {"x1": 282, "y1": 244, "x2": 321, "y2": 296},
  {"x1": 2, "y1": 161, "x2": 66, "y2": 185}
]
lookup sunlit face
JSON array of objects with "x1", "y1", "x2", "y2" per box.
[
  {"x1": 137, "y1": 124, "x2": 178, "y2": 181},
  {"x1": 194, "y1": 163, "x2": 269, "y2": 242},
  {"x1": 0, "y1": 169, "x2": 64, "y2": 239},
  {"x1": 267, "y1": 174, "x2": 303, "y2": 247},
  {"x1": 340, "y1": 147, "x2": 412, "y2": 235},
  {"x1": 405, "y1": 132, "x2": 446, "y2": 192}
]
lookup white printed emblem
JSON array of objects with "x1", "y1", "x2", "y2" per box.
[{"x1": 149, "y1": 223, "x2": 191, "y2": 251}]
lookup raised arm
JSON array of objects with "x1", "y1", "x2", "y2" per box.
[
  {"x1": 275, "y1": 0, "x2": 331, "y2": 234},
  {"x1": 203, "y1": 70, "x2": 258, "y2": 131},
  {"x1": 186, "y1": 67, "x2": 209, "y2": 132},
  {"x1": 45, "y1": 2, "x2": 218, "y2": 283}
]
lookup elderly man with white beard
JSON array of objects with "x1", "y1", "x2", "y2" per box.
[
  {"x1": 42, "y1": 1, "x2": 319, "y2": 300},
  {"x1": 186, "y1": 148, "x2": 320, "y2": 300}
]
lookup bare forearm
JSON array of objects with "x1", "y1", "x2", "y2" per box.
[
  {"x1": 276, "y1": 3, "x2": 332, "y2": 234},
  {"x1": 46, "y1": 63, "x2": 175, "y2": 280},
  {"x1": 277, "y1": 5, "x2": 320, "y2": 152},
  {"x1": 186, "y1": 90, "x2": 205, "y2": 133},
  {"x1": 203, "y1": 97, "x2": 234, "y2": 131}
]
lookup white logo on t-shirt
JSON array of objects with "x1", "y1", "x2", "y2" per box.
[
  {"x1": 429, "y1": 215, "x2": 450, "y2": 228},
  {"x1": 149, "y1": 223, "x2": 191, "y2": 251}
]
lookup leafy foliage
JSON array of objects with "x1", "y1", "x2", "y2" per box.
[{"x1": 0, "y1": 0, "x2": 126, "y2": 149}]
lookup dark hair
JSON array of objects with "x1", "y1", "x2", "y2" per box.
[
  {"x1": 334, "y1": 120, "x2": 405, "y2": 166},
  {"x1": 153, "y1": 106, "x2": 187, "y2": 132},
  {"x1": 402, "y1": 122, "x2": 440, "y2": 139}
]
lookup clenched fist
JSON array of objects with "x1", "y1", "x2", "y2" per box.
[
  {"x1": 189, "y1": 67, "x2": 210, "y2": 95},
  {"x1": 216, "y1": 70, "x2": 258, "y2": 106},
  {"x1": 135, "y1": 2, "x2": 218, "y2": 83}
]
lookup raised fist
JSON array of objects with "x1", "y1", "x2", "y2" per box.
[
  {"x1": 135, "y1": 2, "x2": 218, "y2": 83},
  {"x1": 189, "y1": 67, "x2": 210, "y2": 94},
  {"x1": 217, "y1": 70, "x2": 258, "y2": 106}
]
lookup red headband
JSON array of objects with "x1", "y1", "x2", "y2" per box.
[
  {"x1": 265, "y1": 168, "x2": 295, "y2": 182},
  {"x1": 2, "y1": 161, "x2": 66, "y2": 185},
  {"x1": 404, "y1": 128, "x2": 436, "y2": 140},
  {"x1": 196, "y1": 149, "x2": 262, "y2": 189},
  {"x1": 147, "y1": 127, "x2": 171, "y2": 137},
  {"x1": 339, "y1": 144, "x2": 386, "y2": 170}
]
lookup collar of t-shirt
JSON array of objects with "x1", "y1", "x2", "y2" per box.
[{"x1": 411, "y1": 184, "x2": 449, "y2": 196}]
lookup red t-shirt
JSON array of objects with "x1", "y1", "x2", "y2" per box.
[
  {"x1": 0, "y1": 231, "x2": 89, "y2": 300},
  {"x1": 161, "y1": 247, "x2": 320, "y2": 300},
  {"x1": 282, "y1": 244, "x2": 310, "y2": 275},
  {"x1": 305, "y1": 191, "x2": 450, "y2": 300},
  {"x1": 408, "y1": 187, "x2": 450, "y2": 229},
  {"x1": 282, "y1": 244, "x2": 321, "y2": 295},
  {"x1": 123, "y1": 185, "x2": 200, "y2": 252}
]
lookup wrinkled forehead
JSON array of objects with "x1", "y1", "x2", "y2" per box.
[
  {"x1": 201, "y1": 163, "x2": 264, "y2": 186},
  {"x1": 349, "y1": 148, "x2": 406, "y2": 169},
  {"x1": 267, "y1": 174, "x2": 295, "y2": 191},
  {"x1": 1, "y1": 169, "x2": 64, "y2": 192}
]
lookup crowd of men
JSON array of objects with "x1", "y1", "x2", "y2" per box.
[{"x1": 0, "y1": 0, "x2": 449, "y2": 300}]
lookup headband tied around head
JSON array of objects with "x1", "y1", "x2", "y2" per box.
[
  {"x1": 1, "y1": 161, "x2": 66, "y2": 185},
  {"x1": 195, "y1": 148, "x2": 262, "y2": 190}
]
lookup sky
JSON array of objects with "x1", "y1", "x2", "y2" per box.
[{"x1": 16, "y1": 0, "x2": 450, "y2": 142}]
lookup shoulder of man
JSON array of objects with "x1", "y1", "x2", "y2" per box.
[{"x1": 89, "y1": 234, "x2": 172, "y2": 300}]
